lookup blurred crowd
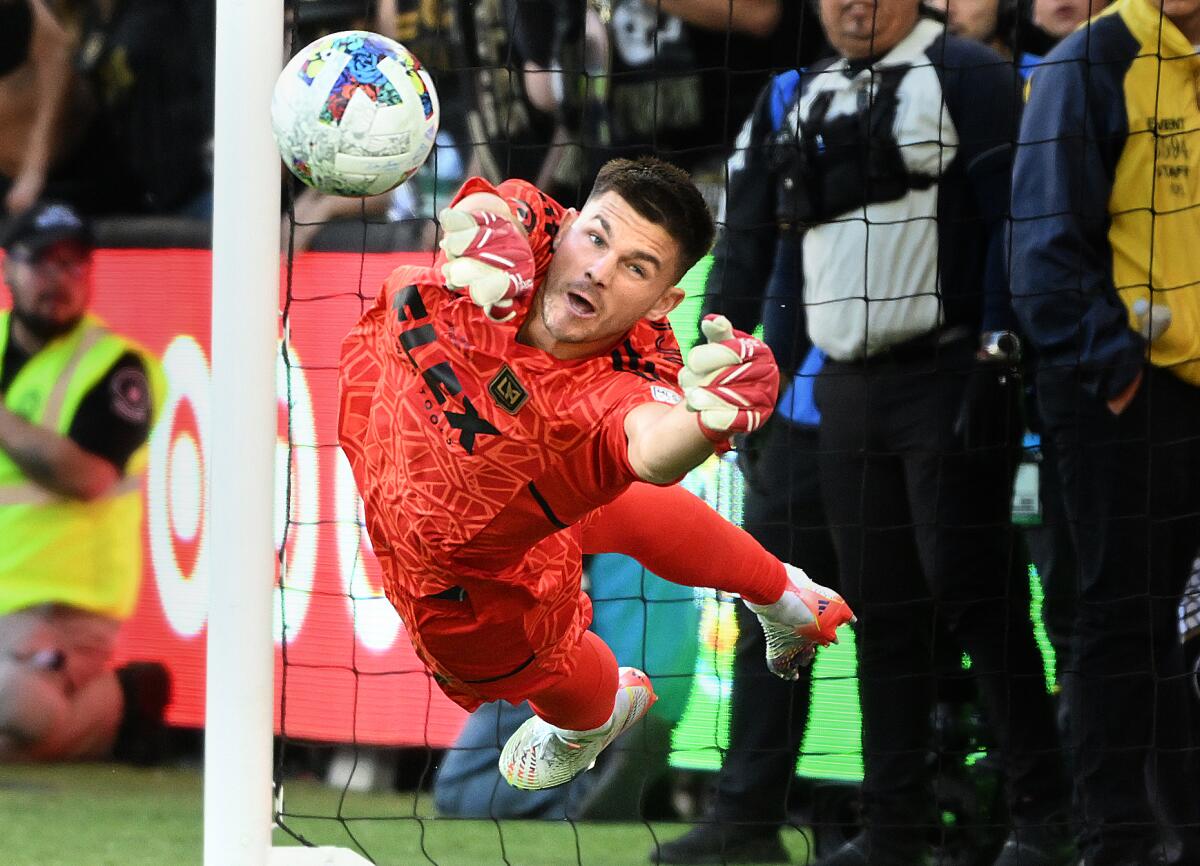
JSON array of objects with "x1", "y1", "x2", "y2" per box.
[
  {"x1": 2, "y1": 2, "x2": 1198, "y2": 866},
  {"x1": 0, "y1": 0, "x2": 214, "y2": 218}
]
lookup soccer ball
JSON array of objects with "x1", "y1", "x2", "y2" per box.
[{"x1": 271, "y1": 30, "x2": 440, "y2": 197}]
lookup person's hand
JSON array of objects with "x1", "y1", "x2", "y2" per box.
[
  {"x1": 5, "y1": 168, "x2": 46, "y2": 214},
  {"x1": 954, "y1": 331, "x2": 1022, "y2": 451},
  {"x1": 282, "y1": 190, "x2": 335, "y2": 253},
  {"x1": 678, "y1": 314, "x2": 779, "y2": 443},
  {"x1": 438, "y1": 207, "x2": 536, "y2": 322},
  {"x1": 1133, "y1": 298, "x2": 1171, "y2": 342},
  {"x1": 1106, "y1": 368, "x2": 1143, "y2": 415}
]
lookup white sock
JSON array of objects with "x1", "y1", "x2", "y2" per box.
[{"x1": 550, "y1": 691, "x2": 624, "y2": 739}]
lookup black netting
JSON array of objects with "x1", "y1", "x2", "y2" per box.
[{"x1": 271, "y1": 2, "x2": 1200, "y2": 865}]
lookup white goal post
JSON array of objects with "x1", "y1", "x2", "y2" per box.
[{"x1": 205, "y1": 1, "x2": 370, "y2": 864}]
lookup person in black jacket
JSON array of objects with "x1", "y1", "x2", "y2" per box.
[{"x1": 1011, "y1": 1, "x2": 1200, "y2": 861}]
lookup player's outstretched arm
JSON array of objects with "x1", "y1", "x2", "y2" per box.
[{"x1": 624, "y1": 399, "x2": 719, "y2": 485}]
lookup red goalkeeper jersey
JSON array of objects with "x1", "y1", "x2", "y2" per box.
[{"x1": 338, "y1": 178, "x2": 685, "y2": 631}]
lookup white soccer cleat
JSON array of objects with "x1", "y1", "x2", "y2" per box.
[
  {"x1": 745, "y1": 564, "x2": 856, "y2": 680},
  {"x1": 499, "y1": 667, "x2": 657, "y2": 790}
]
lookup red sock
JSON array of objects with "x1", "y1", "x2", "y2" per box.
[
  {"x1": 527, "y1": 631, "x2": 619, "y2": 731},
  {"x1": 580, "y1": 483, "x2": 787, "y2": 605}
]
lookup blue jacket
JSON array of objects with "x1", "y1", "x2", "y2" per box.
[{"x1": 1011, "y1": 0, "x2": 1200, "y2": 397}]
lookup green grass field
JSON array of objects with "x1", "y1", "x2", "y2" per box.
[{"x1": 0, "y1": 763, "x2": 817, "y2": 866}]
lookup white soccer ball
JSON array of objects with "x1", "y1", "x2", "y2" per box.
[{"x1": 271, "y1": 30, "x2": 440, "y2": 197}]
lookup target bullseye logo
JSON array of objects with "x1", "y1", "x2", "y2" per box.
[
  {"x1": 148, "y1": 336, "x2": 211, "y2": 638},
  {"x1": 148, "y1": 336, "x2": 320, "y2": 643},
  {"x1": 335, "y1": 452, "x2": 402, "y2": 651},
  {"x1": 274, "y1": 345, "x2": 318, "y2": 644}
]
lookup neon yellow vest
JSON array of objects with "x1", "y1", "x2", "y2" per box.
[{"x1": 0, "y1": 312, "x2": 165, "y2": 619}]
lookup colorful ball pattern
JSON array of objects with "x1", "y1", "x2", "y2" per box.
[{"x1": 272, "y1": 31, "x2": 439, "y2": 197}]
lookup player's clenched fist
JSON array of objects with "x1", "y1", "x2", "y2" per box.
[
  {"x1": 438, "y1": 207, "x2": 536, "y2": 322},
  {"x1": 678, "y1": 314, "x2": 779, "y2": 442}
]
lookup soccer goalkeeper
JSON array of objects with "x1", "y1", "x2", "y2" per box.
[{"x1": 338, "y1": 157, "x2": 854, "y2": 790}]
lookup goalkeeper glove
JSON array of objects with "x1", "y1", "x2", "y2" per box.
[
  {"x1": 438, "y1": 207, "x2": 536, "y2": 322},
  {"x1": 678, "y1": 314, "x2": 779, "y2": 443}
]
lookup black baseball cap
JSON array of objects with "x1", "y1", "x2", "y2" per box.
[{"x1": 1, "y1": 201, "x2": 95, "y2": 258}]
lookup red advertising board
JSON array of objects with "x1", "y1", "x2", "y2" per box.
[{"x1": 7, "y1": 247, "x2": 469, "y2": 747}]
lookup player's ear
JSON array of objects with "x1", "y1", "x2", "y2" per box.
[
  {"x1": 552, "y1": 208, "x2": 579, "y2": 250},
  {"x1": 646, "y1": 285, "x2": 685, "y2": 320}
]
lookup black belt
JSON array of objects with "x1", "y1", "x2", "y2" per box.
[
  {"x1": 427, "y1": 585, "x2": 468, "y2": 602},
  {"x1": 837, "y1": 326, "x2": 973, "y2": 367}
]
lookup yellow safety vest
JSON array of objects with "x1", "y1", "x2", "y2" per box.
[{"x1": 0, "y1": 312, "x2": 165, "y2": 619}]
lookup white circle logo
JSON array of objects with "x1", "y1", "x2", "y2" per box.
[
  {"x1": 274, "y1": 344, "x2": 319, "y2": 644},
  {"x1": 335, "y1": 451, "x2": 401, "y2": 652},
  {"x1": 148, "y1": 336, "x2": 211, "y2": 638}
]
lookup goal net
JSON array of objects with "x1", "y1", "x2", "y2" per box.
[{"x1": 197, "y1": 0, "x2": 1198, "y2": 864}]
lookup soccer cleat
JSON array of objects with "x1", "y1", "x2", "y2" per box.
[
  {"x1": 745, "y1": 564, "x2": 856, "y2": 680},
  {"x1": 499, "y1": 667, "x2": 657, "y2": 790}
]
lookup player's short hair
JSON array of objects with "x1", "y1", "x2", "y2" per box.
[{"x1": 589, "y1": 157, "x2": 715, "y2": 281}]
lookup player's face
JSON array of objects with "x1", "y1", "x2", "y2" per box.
[
  {"x1": 819, "y1": 0, "x2": 922, "y2": 59},
  {"x1": 1034, "y1": 0, "x2": 1105, "y2": 38},
  {"x1": 1155, "y1": 0, "x2": 1200, "y2": 38},
  {"x1": 532, "y1": 192, "x2": 685, "y2": 359},
  {"x1": 934, "y1": 0, "x2": 1001, "y2": 43},
  {"x1": 2, "y1": 241, "x2": 94, "y2": 341}
]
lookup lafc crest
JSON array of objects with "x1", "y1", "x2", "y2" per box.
[{"x1": 488, "y1": 365, "x2": 529, "y2": 415}]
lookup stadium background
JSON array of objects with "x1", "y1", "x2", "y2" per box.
[{"x1": 2, "y1": 0, "x2": 1198, "y2": 864}]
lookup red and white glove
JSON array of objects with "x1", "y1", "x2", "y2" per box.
[
  {"x1": 678, "y1": 314, "x2": 779, "y2": 443},
  {"x1": 438, "y1": 207, "x2": 536, "y2": 322}
]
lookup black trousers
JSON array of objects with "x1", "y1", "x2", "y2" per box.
[
  {"x1": 1037, "y1": 364, "x2": 1200, "y2": 865},
  {"x1": 709, "y1": 415, "x2": 840, "y2": 827},
  {"x1": 814, "y1": 346, "x2": 1069, "y2": 849}
]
